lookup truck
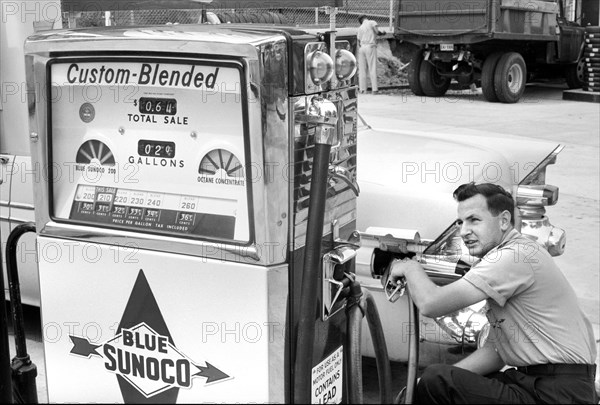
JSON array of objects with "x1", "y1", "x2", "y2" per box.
[{"x1": 397, "y1": 0, "x2": 586, "y2": 102}]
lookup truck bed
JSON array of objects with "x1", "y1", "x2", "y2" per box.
[{"x1": 395, "y1": 0, "x2": 559, "y2": 44}]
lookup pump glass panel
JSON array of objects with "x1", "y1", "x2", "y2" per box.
[{"x1": 49, "y1": 59, "x2": 250, "y2": 242}]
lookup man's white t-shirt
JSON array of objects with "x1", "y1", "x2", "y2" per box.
[
  {"x1": 463, "y1": 229, "x2": 597, "y2": 366},
  {"x1": 358, "y1": 19, "x2": 379, "y2": 47}
]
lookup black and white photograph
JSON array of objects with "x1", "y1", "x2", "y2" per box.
[{"x1": 0, "y1": 0, "x2": 598, "y2": 403}]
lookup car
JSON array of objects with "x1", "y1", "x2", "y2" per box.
[{"x1": 354, "y1": 122, "x2": 565, "y2": 363}]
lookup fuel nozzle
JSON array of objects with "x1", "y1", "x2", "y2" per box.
[
  {"x1": 296, "y1": 96, "x2": 338, "y2": 145},
  {"x1": 381, "y1": 258, "x2": 407, "y2": 303},
  {"x1": 329, "y1": 165, "x2": 360, "y2": 196}
]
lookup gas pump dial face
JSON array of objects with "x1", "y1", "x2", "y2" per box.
[
  {"x1": 199, "y1": 149, "x2": 243, "y2": 177},
  {"x1": 76, "y1": 140, "x2": 116, "y2": 166},
  {"x1": 49, "y1": 59, "x2": 250, "y2": 242}
]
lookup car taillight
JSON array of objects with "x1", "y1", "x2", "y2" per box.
[
  {"x1": 516, "y1": 184, "x2": 559, "y2": 207},
  {"x1": 516, "y1": 145, "x2": 566, "y2": 256}
]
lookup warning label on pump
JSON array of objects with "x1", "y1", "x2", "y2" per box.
[{"x1": 311, "y1": 346, "x2": 343, "y2": 404}]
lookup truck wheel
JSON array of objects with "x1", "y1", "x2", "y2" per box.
[
  {"x1": 407, "y1": 52, "x2": 425, "y2": 96},
  {"x1": 217, "y1": 12, "x2": 235, "y2": 23},
  {"x1": 481, "y1": 52, "x2": 503, "y2": 102},
  {"x1": 494, "y1": 52, "x2": 526, "y2": 103},
  {"x1": 565, "y1": 58, "x2": 585, "y2": 89},
  {"x1": 419, "y1": 60, "x2": 450, "y2": 97}
]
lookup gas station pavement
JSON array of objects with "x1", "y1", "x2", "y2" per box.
[{"x1": 8, "y1": 82, "x2": 600, "y2": 403}]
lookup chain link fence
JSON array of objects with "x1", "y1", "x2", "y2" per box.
[
  {"x1": 64, "y1": 0, "x2": 397, "y2": 29},
  {"x1": 61, "y1": 0, "x2": 407, "y2": 89}
]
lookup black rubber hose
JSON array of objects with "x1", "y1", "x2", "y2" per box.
[
  {"x1": 6, "y1": 223, "x2": 36, "y2": 359},
  {"x1": 346, "y1": 279, "x2": 364, "y2": 404},
  {"x1": 347, "y1": 300, "x2": 364, "y2": 403},
  {"x1": 0, "y1": 229, "x2": 13, "y2": 402},
  {"x1": 363, "y1": 290, "x2": 394, "y2": 404},
  {"x1": 394, "y1": 293, "x2": 420, "y2": 404},
  {"x1": 6, "y1": 222, "x2": 38, "y2": 404},
  {"x1": 346, "y1": 282, "x2": 394, "y2": 404},
  {"x1": 404, "y1": 295, "x2": 420, "y2": 404},
  {"x1": 293, "y1": 143, "x2": 332, "y2": 404}
]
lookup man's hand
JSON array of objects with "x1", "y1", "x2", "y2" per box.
[
  {"x1": 389, "y1": 258, "x2": 424, "y2": 284},
  {"x1": 387, "y1": 257, "x2": 488, "y2": 318}
]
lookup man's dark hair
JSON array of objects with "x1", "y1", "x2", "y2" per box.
[
  {"x1": 453, "y1": 182, "x2": 515, "y2": 225},
  {"x1": 358, "y1": 15, "x2": 367, "y2": 24}
]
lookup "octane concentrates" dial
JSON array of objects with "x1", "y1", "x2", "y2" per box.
[{"x1": 199, "y1": 149, "x2": 243, "y2": 177}]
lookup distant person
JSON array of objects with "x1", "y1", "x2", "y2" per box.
[{"x1": 357, "y1": 15, "x2": 384, "y2": 94}]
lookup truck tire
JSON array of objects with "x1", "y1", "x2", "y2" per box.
[
  {"x1": 419, "y1": 60, "x2": 450, "y2": 97},
  {"x1": 481, "y1": 52, "x2": 503, "y2": 102},
  {"x1": 217, "y1": 12, "x2": 235, "y2": 23},
  {"x1": 258, "y1": 12, "x2": 271, "y2": 23},
  {"x1": 565, "y1": 58, "x2": 585, "y2": 89},
  {"x1": 494, "y1": 52, "x2": 526, "y2": 103},
  {"x1": 407, "y1": 52, "x2": 425, "y2": 96}
]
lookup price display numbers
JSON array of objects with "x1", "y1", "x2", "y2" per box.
[
  {"x1": 96, "y1": 203, "x2": 111, "y2": 213},
  {"x1": 96, "y1": 193, "x2": 113, "y2": 203},
  {"x1": 113, "y1": 206, "x2": 127, "y2": 216},
  {"x1": 138, "y1": 97, "x2": 177, "y2": 115},
  {"x1": 178, "y1": 195, "x2": 198, "y2": 225},
  {"x1": 81, "y1": 202, "x2": 94, "y2": 211},
  {"x1": 177, "y1": 212, "x2": 195, "y2": 225},
  {"x1": 128, "y1": 207, "x2": 144, "y2": 218},
  {"x1": 145, "y1": 209, "x2": 160, "y2": 220},
  {"x1": 179, "y1": 196, "x2": 199, "y2": 212},
  {"x1": 138, "y1": 140, "x2": 176, "y2": 159}
]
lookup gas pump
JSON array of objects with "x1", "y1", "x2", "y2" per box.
[{"x1": 23, "y1": 3, "x2": 395, "y2": 403}]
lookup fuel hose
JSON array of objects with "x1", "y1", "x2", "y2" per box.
[
  {"x1": 293, "y1": 142, "x2": 332, "y2": 404},
  {"x1": 346, "y1": 279, "x2": 393, "y2": 404},
  {"x1": 6, "y1": 223, "x2": 38, "y2": 404},
  {"x1": 394, "y1": 293, "x2": 420, "y2": 404}
]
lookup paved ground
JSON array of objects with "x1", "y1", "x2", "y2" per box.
[{"x1": 5, "y1": 82, "x2": 600, "y2": 403}]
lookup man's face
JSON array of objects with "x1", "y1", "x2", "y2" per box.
[{"x1": 456, "y1": 194, "x2": 507, "y2": 258}]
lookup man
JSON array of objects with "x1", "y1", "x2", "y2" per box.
[
  {"x1": 390, "y1": 182, "x2": 598, "y2": 403},
  {"x1": 357, "y1": 15, "x2": 384, "y2": 94}
]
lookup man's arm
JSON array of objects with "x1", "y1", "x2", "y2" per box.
[
  {"x1": 453, "y1": 344, "x2": 505, "y2": 375},
  {"x1": 389, "y1": 260, "x2": 488, "y2": 318},
  {"x1": 370, "y1": 20, "x2": 385, "y2": 36}
]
